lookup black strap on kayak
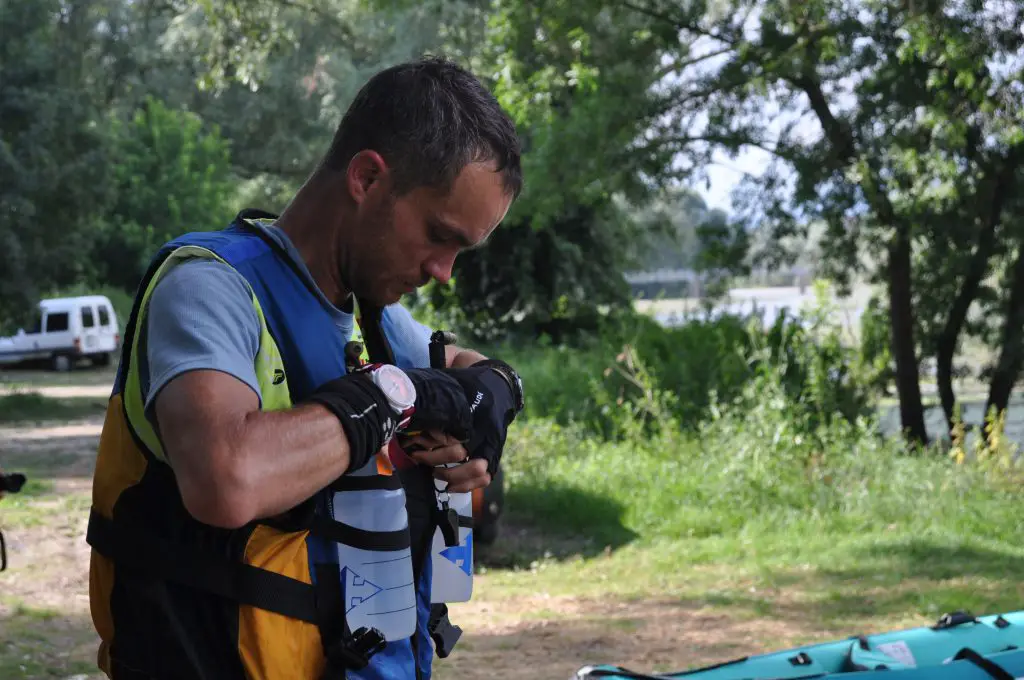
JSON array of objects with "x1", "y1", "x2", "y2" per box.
[
  {"x1": 994, "y1": 615, "x2": 1011, "y2": 629},
  {"x1": 576, "y1": 667, "x2": 665, "y2": 679},
  {"x1": 789, "y1": 652, "x2": 814, "y2": 666},
  {"x1": 577, "y1": 659, "x2": 833, "y2": 680},
  {"x1": 952, "y1": 647, "x2": 1016, "y2": 680},
  {"x1": 933, "y1": 610, "x2": 979, "y2": 629}
]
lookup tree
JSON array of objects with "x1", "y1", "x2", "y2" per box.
[
  {"x1": 431, "y1": 0, "x2": 680, "y2": 340},
  {"x1": 0, "y1": 0, "x2": 116, "y2": 328},
  {"x1": 189, "y1": 0, "x2": 681, "y2": 341},
  {"x1": 91, "y1": 97, "x2": 236, "y2": 292},
  {"x1": 583, "y1": 0, "x2": 1024, "y2": 445}
]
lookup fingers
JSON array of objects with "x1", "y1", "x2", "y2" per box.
[
  {"x1": 410, "y1": 443, "x2": 468, "y2": 466},
  {"x1": 401, "y1": 429, "x2": 449, "y2": 453},
  {"x1": 407, "y1": 431, "x2": 468, "y2": 466},
  {"x1": 434, "y1": 458, "x2": 490, "y2": 493}
]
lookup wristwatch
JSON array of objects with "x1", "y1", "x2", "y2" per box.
[
  {"x1": 361, "y1": 363, "x2": 417, "y2": 430},
  {"x1": 475, "y1": 359, "x2": 525, "y2": 414}
]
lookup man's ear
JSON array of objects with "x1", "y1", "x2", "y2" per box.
[{"x1": 346, "y1": 150, "x2": 389, "y2": 205}]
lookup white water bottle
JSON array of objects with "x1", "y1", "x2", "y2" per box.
[
  {"x1": 430, "y1": 479, "x2": 474, "y2": 603},
  {"x1": 333, "y1": 459, "x2": 417, "y2": 641}
]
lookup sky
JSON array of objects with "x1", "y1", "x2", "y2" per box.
[{"x1": 698, "y1": 147, "x2": 772, "y2": 212}]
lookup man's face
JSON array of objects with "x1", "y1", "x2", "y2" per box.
[{"x1": 345, "y1": 159, "x2": 514, "y2": 306}]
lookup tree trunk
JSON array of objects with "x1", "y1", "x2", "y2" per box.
[
  {"x1": 935, "y1": 145, "x2": 1023, "y2": 434},
  {"x1": 935, "y1": 333, "x2": 958, "y2": 436},
  {"x1": 936, "y1": 230, "x2": 996, "y2": 435},
  {"x1": 889, "y1": 233, "x2": 929, "y2": 445},
  {"x1": 986, "y1": 242, "x2": 1024, "y2": 418}
]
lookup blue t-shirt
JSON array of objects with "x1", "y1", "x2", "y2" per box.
[{"x1": 140, "y1": 222, "x2": 432, "y2": 418}]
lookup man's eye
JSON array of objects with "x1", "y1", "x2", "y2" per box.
[{"x1": 428, "y1": 226, "x2": 450, "y2": 244}]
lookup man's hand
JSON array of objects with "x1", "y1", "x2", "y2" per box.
[
  {"x1": 402, "y1": 430, "x2": 491, "y2": 492},
  {"x1": 405, "y1": 359, "x2": 524, "y2": 478}
]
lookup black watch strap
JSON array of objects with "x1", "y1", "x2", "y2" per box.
[{"x1": 473, "y1": 359, "x2": 525, "y2": 413}]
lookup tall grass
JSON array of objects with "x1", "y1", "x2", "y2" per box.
[
  {"x1": 505, "y1": 369, "x2": 1021, "y2": 549},
  {"x1": 498, "y1": 306, "x2": 1022, "y2": 551}
]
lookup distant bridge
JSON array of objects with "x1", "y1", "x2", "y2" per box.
[{"x1": 623, "y1": 269, "x2": 699, "y2": 285}]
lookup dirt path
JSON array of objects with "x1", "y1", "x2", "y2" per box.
[
  {"x1": 0, "y1": 416, "x2": 818, "y2": 680},
  {"x1": 0, "y1": 415, "x2": 104, "y2": 679},
  {"x1": 436, "y1": 595, "x2": 822, "y2": 679}
]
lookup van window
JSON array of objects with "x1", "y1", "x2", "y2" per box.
[
  {"x1": 28, "y1": 313, "x2": 43, "y2": 334},
  {"x1": 98, "y1": 306, "x2": 111, "y2": 327},
  {"x1": 82, "y1": 306, "x2": 95, "y2": 328},
  {"x1": 45, "y1": 312, "x2": 69, "y2": 333}
]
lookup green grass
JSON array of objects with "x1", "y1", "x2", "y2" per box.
[
  {"x1": 1, "y1": 310, "x2": 1020, "y2": 677},
  {"x1": 0, "y1": 392, "x2": 108, "y2": 424},
  {"x1": 1, "y1": 489, "x2": 91, "y2": 530},
  {"x1": 0, "y1": 604, "x2": 100, "y2": 680},
  {"x1": 480, "y1": 369, "x2": 1023, "y2": 641},
  {"x1": 0, "y1": 363, "x2": 117, "y2": 389}
]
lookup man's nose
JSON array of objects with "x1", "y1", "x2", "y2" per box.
[{"x1": 424, "y1": 250, "x2": 458, "y2": 285}]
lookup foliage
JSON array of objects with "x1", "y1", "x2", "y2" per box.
[
  {"x1": 6, "y1": 0, "x2": 1022, "y2": 432},
  {"x1": 91, "y1": 97, "x2": 236, "y2": 292},
  {"x1": 504, "y1": 356, "x2": 1018, "y2": 549},
  {"x1": 0, "y1": 392, "x2": 108, "y2": 424},
  {"x1": 855, "y1": 294, "x2": 895, "y2": 394},
  {"x1": 492, "y1": 288, "x2": 883, "y2": 443},
  {"x1": 473, "y1": 0, "x2": 1024, "y2": 442},
  {"x1": 949, "y1": 406, "x2": 1022, "y2": 483},
  {"x1": 429, "y1": 0, "x2": 683, "y2": 339},
  {"x1": 0, "y1": 0, "x2": 116, "y2": 330}
]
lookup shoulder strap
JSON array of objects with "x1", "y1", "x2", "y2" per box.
[{"x1": 355, "y1": 300, "x2": 397, "y2": 365}]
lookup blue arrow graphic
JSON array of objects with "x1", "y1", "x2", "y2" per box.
[
  {"x1": 342, "y1": 567, "x2": 384, "y2": 611},
  {"x1": 440, "y1": 534, "x2": 473, "y2": 577}
]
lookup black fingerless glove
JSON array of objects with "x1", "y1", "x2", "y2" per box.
[
  {"x1": 405, "y1": 359, "x2": 524, "y2": 477},
  {"x1": 454, "y1": 359, "x2": 524, "y2": 476},
  {"x1": 305, "y1": 372, "x2": 401, "y2": 473}
]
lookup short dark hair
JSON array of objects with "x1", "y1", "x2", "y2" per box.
[{"x1": 323, "y1": 56, "x2": 523, "y2": 199}]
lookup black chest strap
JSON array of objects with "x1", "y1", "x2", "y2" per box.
[{"x1": 357, "y1": 300, "x2": 465, "y2": 661}]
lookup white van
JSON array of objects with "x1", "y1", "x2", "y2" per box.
[{"x1": 0, "y1": 295, "x2": 120, "y2": 371}]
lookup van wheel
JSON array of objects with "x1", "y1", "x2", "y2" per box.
[{"x1": 52, "y1": 355, "x2": 72, "y2": 372}]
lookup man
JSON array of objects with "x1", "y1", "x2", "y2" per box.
[{"x1": 87, "y1": 56, "x2": 525, "y2": 680}]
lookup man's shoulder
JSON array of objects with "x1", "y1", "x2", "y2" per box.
[
  {"x1": 155, "y1": 256, "x2": 251, "y2": 293},
  {"x1": 148, "y1": 257, "x2": 258, "y2": 326},
  {"x1": 380, "y1": 303, "x2": 433, "y2": 369}
]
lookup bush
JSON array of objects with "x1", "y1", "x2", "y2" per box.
[
  {"x1": 503, "y1": 357, "x2": 1020, "y2": 546},
  {"x1": 91, "y1": 97, "x2": 236, "y2": 293},
  {"x1": 485, "y1": 287, "x2": 880, "y2": 442}
]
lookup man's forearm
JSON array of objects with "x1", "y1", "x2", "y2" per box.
[
  {"x1": 157, "y1": 370, "x2": 354, "y2": 529},
  {"x1": 235, "y1": 404, "x2": 353, "y2": 521},
  {"x1": 446, "y1": 345, "x2": 487, "y2": 368}
]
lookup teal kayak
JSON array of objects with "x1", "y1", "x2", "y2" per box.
[{"x1": 575, "y1": 610, "x2": 1024, "y2": 679}]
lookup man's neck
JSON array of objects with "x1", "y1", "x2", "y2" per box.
[{"x1": 276, "y1": 171, "x2": 353, "y2": 308}]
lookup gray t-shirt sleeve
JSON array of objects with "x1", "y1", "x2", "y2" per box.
[{"x1": 141, "y1": 258, "x2": 263, "y2": 419}]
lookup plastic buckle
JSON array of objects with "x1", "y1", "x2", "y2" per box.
[
  {"x1": 428, "y1": 604, "x2": 463, "y2": 659},
  {"x1": 329, "y1": 626, "x2": 386, "y2": 671}
]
